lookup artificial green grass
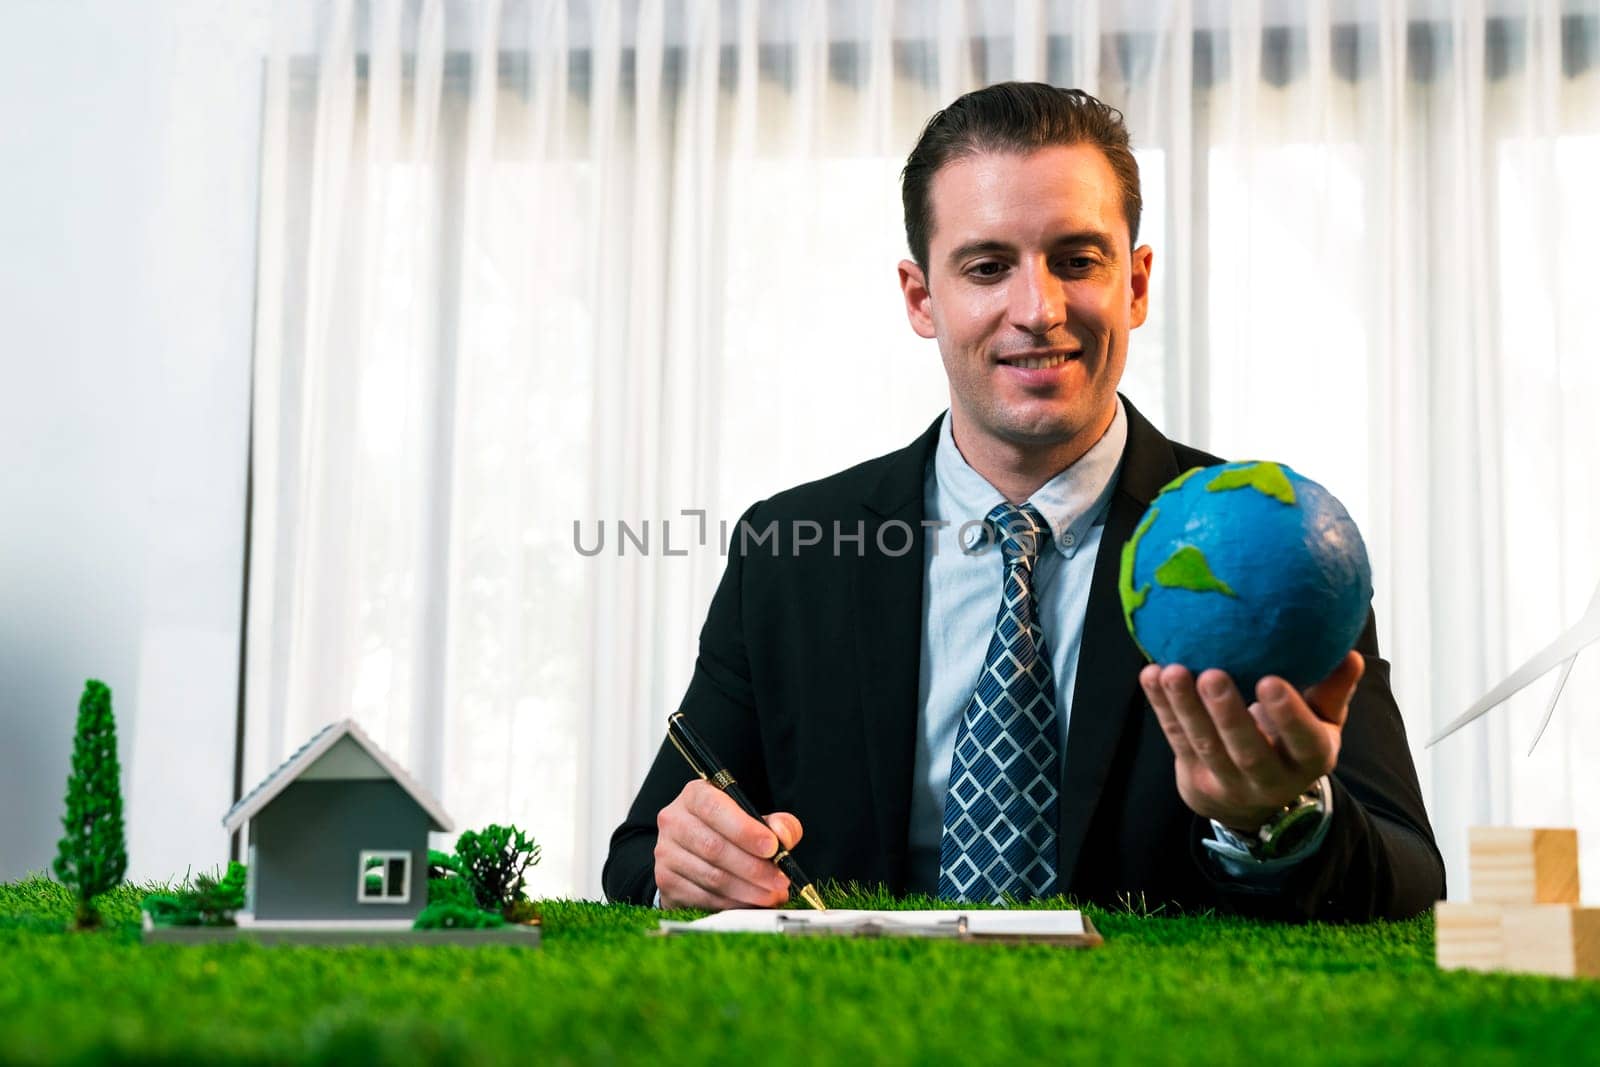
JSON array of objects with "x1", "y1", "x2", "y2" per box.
[{"x1": 3, "y1": 877, "x2": 1599, "y2": 1065}]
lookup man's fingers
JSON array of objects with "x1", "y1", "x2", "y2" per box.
[
  {"x1": 1256, "y1": 678, "x2": 1339, "y2": 775},
  {"x1": 1298, "y1": 650, "x2": 1364, "y2": 727},
  {"x1": 1252, "y1": 651, "x2": 1360, "y2": 773},
  {"x1": 656, "y1": 858, "x2": 766, "y2": 912},
  {"x1": 1194, "y1": 668, "x2": 1288, "y2": 784},
  {"x1": 1159, "y1": 664, "x2": 1242, "y2": 783},
  {"x1": 675, "y1": 818, "x2": 791, "y2": 894},
  {"x1": 658, "y1": 783, "x2": 794, "y2": 901},
  {"x1": 1141, "y1": 663, "x2": 1198, "y2": 763},
  {"x1": 655, "y1": 868, "x2": 747, "y2": 913},
  {"x1": 684, "y1": 781, "x2": 783, "y2": 858},
  {"x1": 657, "y1": 844, "x2": 789, "y2": 909},
  {"x1": 765, "y1": 812, "x2": 804, "y2": 853},
  {"x1": 1247, "y1": 700, "x2": 1280, "y2": 744}
]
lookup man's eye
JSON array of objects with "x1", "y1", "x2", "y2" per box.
[
  {"x1": 969, "y1": 262, "x2": 1005, "y2": 278},
  {"x1": 1057, "y1": 256, "x2": 1097, "y2": 272}
]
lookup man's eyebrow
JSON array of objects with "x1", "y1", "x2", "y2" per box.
[
  {"x1": 946, "y1": 239, "x2": 1013, "y2": 265},
  {"x1": 945, "y1": 231, "x2": 1117, "y2": 266},
  {"x1": 1054, "y1": 230, "x2": 1117, "y2": 255}
]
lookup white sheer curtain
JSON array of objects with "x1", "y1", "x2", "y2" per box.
[{"x1": 246, "y1": 0, "x2": 1600, "y2": 899}]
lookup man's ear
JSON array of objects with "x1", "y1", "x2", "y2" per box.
[
  {"x1": 1129, "y1": 244, "x2": 1153, "y2": 329},
  {"x1": 898, "y1": 259, "x2": 938, "y2": 339}
]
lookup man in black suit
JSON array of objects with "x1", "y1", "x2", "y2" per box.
[{"x1": 603, "y1": 83, "x2": 1444, "y2": 921}]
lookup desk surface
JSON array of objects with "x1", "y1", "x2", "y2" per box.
[{"x1": 3, "y1": 879, "x2": 1599, "y2": 1064}]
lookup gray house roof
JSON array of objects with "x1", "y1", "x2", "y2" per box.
[{"x1": 223, "y1": 719, "x2": 454, "y2": 834}]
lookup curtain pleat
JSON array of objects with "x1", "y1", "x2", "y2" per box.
[{"x1": 241, "y1": 5, "x2": 292, "y2": 804}]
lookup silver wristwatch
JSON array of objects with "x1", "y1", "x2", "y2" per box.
[{"x1": 1216, "y1": 775, "x2": 1333, "y2": 861}]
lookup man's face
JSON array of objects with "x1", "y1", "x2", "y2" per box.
[{"x1": 899, "y1": 144, "x2": 1152, "y2": 463}]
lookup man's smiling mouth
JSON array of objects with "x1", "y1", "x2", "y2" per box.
[{"x1": 996, "y1": 348, "x2": 1081, "y2": 371}]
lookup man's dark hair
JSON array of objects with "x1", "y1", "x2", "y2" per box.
[{"x1": 901, "y1": 82, "x2": 1142, "y2": 273}]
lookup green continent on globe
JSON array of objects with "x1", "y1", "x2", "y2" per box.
[
  {"x1": 1158, "y1": 466, "x2": 1204, "y2": 494},
  {"x1": 1119, "y1": 508, "x2": 1158, "y2": 656},
  {"x1": 1153, "y1": 545, "x2": 1237, "y2": 597},
  {"x1": 1205, "y1": 461, "x2": 1296, "y2": 505}
]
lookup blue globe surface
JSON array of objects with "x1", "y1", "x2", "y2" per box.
[{"x1": 1118, "y1": 461, "x2": 1373, "y2": 695}]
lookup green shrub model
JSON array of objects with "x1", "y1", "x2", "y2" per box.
[
  {"x1": 454, "y1": 824, "x2": 541, "y2": 915},
  {"x1": 412, "y1": 824, "x2": 541, "y2": 930},
  {"x1": 425, "y1": 873, "x2": 477, "y2": 910},
  {"x1": 142, "y1": 863, "x2": 248, "y2": 927},
  {"x1": 52, "y1": 679, "x2": 128, "y2": 929},
  {"x1": 427, "y1": 848, "x2": 460, "y2": 880}
]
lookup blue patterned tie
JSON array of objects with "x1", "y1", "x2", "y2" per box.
[{"x1": 938, "y1": 502, "x2": 1061, "y2": 903}]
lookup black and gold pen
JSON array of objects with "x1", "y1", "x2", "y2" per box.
[{"x1": 666, "y1": 712, "x2": 827, "y2": 911}]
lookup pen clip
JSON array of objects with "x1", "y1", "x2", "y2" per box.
[{"x1": 666, "y1": 726, "x2": 710, "y2": 781}]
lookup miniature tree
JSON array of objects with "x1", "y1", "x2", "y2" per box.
[
  {"x1": 411, "y1": 825, "x2": 541, "y2": 930},
  {"x1": 453, "y1": 824, "x2": 541, "y2": 917},
  {"x1": 52, "y1": 679, "x2": 128, "y2": 929}
]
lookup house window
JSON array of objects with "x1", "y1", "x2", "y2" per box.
[{"x1": 358, "y1": 850, "x2": 411, "y2": 904}]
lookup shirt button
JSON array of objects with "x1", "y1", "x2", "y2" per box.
[
  {"x1": 1059, "y1": 531, "x2": 1076, "y2": 549},
  {"x1": 963, "y1": 528, "x2": 983, "y2": 550}
]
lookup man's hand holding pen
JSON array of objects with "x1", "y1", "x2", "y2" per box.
[
  {"x1": 654, "y1": 781, "x2": 805, "y2": 911},
  {"x1": 658, "y1": 712, "x2": 826, "y2": 911}
]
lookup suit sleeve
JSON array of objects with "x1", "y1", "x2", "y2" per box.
[
  {"x1": 601, "y1": 503, "x2": 774, "y2": 905},
  {"x1": 1193, "y1": 610, "x2": 1447, "y2": 921}
]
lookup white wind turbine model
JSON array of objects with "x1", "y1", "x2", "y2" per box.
[{"x1": 1428, "y1": 580, "x2": 1600, "y2": 754}]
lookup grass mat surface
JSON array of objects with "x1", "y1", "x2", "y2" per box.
[{"x1": 3, "y1": 878, "x2": 1598, "y2": 1065}]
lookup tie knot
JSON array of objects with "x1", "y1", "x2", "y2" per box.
[{"x1": 987, "y1": 502, "x2": 1050, "y2": 568}]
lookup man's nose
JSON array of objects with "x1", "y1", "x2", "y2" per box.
[{"x1": 1008, "y1": 257, "x2": 1067, "y2": 337}]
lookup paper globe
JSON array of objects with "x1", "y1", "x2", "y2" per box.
[{"x1": 1118, "y1": 461, "x2": 1372, "y2": 695}]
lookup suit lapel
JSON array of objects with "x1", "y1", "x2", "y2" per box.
[
  {"x1": 855, "y1": 415, "x2": 944, "y2": 893},
  {"x1": 1055, "y1": 397, "x2": 1184, "y2": 890}
]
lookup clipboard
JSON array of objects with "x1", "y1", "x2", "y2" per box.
[{"x1": 656, "y1": 908, "x2": 1103, "y2": 947}]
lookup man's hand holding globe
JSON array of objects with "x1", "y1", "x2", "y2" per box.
[
  {"x1": 1140, "y1": 651, "x2": 1363, "y2": 833},
  {"x1": 1120, "y1": 461, "x2": 1374, "y2": 834}
]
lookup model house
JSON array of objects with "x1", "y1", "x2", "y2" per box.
[{"x1": 222, "y1": 719, "x2": 453, "y2": 923}]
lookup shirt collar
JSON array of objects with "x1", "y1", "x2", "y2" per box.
[{"x1": 931, "y1": 397, "x2": 1127, "y2": 560}]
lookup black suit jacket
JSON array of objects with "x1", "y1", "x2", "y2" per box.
[{"x1": 604, "y1": 397, "x2": 1445, "y2": 920}]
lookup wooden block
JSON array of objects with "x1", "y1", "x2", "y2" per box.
[
  {"x1": 1469, "y1": 827, "x2": 1579, "y2": 905},
  {"x1": 1501, "y1": 906, "x2": 1600, "y2": 979},
  {"x1": 1436, "y1": 901, "x2": 1505, "y2": 972}
]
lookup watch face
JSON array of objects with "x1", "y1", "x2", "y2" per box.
[{"x1": 1262, "y1": 802, "x2": 1324, "y2": 859}]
